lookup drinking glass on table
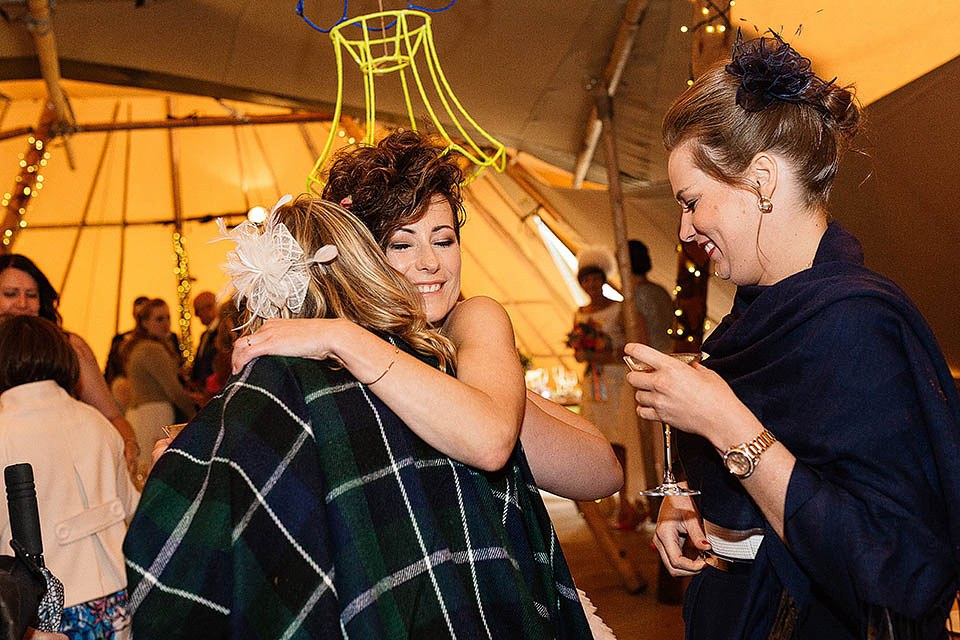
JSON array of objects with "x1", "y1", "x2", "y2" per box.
[{"x1": 624, "y1": 352, "x2": 702, "y2": 497}]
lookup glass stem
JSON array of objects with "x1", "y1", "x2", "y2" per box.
[{"x1": 662, "y1": 423, "x2": 676, "y2": 485}]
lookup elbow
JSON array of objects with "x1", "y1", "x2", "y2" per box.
[
  {"x1": 472, "y1": 421, "x2": 520, "y2": 472},
  {"x1": 600, "y1": 453, "x2": 625, "y2": 498}
]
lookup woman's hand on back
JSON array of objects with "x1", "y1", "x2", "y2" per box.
[{"x1": 231, "y1": 318, "x2": 349, "y2": 373}]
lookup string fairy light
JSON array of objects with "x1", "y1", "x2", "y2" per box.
[
  {"x1": 172, "y1": 231, "x2": 195, "y2": 366},
  {"x1": 678, "y1": 0, "x2": 734, "y2": 37},
  {"x1": 1, "y1": 124, "x2": 52, "y2": 249}
]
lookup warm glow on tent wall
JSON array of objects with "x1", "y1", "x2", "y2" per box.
[{"x1": 729, "y1": 0, "x2": 960, "y2": 106}]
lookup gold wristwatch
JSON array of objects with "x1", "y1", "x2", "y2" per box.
[{"x1": 722, "y1": 429, "x2": 777, "y2": 479}]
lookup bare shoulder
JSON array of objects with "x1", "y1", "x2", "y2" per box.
[
  {"x1": 443, "y1": 296, "x2": 513, "y2": 342},
  {"x1": 65, "y1": 331, "x2": 97, "y2": 361}
]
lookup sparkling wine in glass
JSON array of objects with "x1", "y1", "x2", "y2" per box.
[{"x1": 624, "y1": 352, "x2": 702, "y2": 497}]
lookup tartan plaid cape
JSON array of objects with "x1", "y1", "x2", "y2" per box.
[{"x1": 123, "y1": 346, "x2": 592, "y2": 639}]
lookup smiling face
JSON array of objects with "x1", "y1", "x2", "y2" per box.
[
  {"x1": 668, "y1": 140, "x2": 771, "y2": 286},
  {"x1": 0, "y1": 267, "x2": 41, "y2": 317},
  {"x1": 384, "y1": 198, "x2": 462, "y2": 324}
]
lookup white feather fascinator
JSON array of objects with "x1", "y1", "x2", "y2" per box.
[{"x1": 213, "y1": 194, "x2": 338, "y2": 329}]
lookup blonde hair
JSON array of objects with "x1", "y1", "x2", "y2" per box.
[{"x1": 240, "y1": 196, "x2": 456, "y2": 372}]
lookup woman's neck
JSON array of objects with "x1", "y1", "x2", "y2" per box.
[{"x1": 757, "y1": 207, "x2": 828, "y2": 286}]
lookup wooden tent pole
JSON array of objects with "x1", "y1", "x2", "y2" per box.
[
  {"x1": 1, "y1": 103, "x2": 55, "y2": 254},
  {"x1": 597, "y1": 92, "x2": 662, "y2": 588},
  {"x1": 297, "y1": 123, "x2": 321, "y2": 163},
  {"x1": 25, "y1": 0, "x2": 75, "y2": 168},
  {"x1": 572, "y1": 0, "x2": 649, "y2": 189},
  {"x1": 113, "y1": 105, "x2": 133, "y2": 335},
  {"x1": 59, "y1": 101, "x2": 120, "y2": 293},
  {"x1": 502, "y1": 161, "x2": 583, "y2": 254},
  {"x1": 166, "y1": 97, "x2": 194, "y2": 364}
]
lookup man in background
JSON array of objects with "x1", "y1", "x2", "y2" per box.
[{"x1": 190, "y1": 291, "x2": 219, "y2": 390}]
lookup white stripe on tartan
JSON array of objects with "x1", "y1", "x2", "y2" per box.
[
  {"x1": 279, "y1": 572, "x2": 348, "y2": 640},
  {"x1": 555, "y1": 580, "x2": 580, "y2": 602},
  {"x1": 126, "y1": 559, "x2": 230, "y2": 614},
  {"x1": 232, "y1": 428, "x2": 312, "y2": 544},
  {"x1": 128, "y1": 367, "x2": 248, "y2": 611},
  {"x1": 227, "y1": 380, "x2": 314, "y2": 437},
  {"x1": 305, "y1": 381, "x2": 360, "y2": 404},
  {"x1": 500, "y1": 475, "x2": 512, "y2": 527},
  {"x1": 358, "y1": 384, "x2": 458, "y2": 639},
  {"x1": 325, "y1": 456, "x2": 417, "y2": 503},
  {"x1": 161, "y1": 445, "x2": 338, "y2": 597},
  {"x1": 533, "y1": 600, "x2": 550, "y2": 619},
  {"x1": 220, "y1": 456, "x2": 336, "y2": 590},
  {"x1": 446, "y1": 457, "x2": 493, "y2": 639},
  {"x1": 340, "y1": 546, "x2": 513, "y2": 625}
]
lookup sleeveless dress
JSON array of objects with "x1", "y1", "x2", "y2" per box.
[{"x1": 573, "y1": 303, "x2": 644, "y2": 500}]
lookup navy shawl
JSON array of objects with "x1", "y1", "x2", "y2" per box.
[{"x1": 682, "y1": 222, "x2": 960, "y2": 638}]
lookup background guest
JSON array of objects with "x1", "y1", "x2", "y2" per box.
[
  {"x1": 628, "y1": 239, "x2": 674, "y2": 353},
  {"x1": 0, "y1": 315, "x2": 139, "y2": 639},
  {"x1": 570, "y1": 247, "x2": 643, "y2": 529},
  {"x1": 0, "y1": 254, "x2": 139, "y2": 475},
  {"x1": 104, "y1": 296, "x2": 149, "y2": 386},
  {"x1": 120, "y1": 298, "x2": 197, "y2": 482},
  {"x1": 188, "y1": 291, "x2": 219, "y2": 390}
]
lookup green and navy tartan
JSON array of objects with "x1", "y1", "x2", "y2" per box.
[{"x1": 123, "y1": 344, "x2": 592, "y2": 639}]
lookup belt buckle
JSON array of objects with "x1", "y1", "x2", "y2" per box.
[{"x1": 702, "y1": 550, "x2": 752, "y2": 574}]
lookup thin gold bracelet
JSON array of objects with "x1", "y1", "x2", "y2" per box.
[{"x1": 364, "y1": 346, "x2": 400, "y2": 385}]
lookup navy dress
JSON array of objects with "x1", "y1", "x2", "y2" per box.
[{"x1": 681, "y1": 222, "x2": 960, "y2": 639}]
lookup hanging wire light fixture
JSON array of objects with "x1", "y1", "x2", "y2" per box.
[{"x1": 300, "y1": 2, "x2": 506, "y2": 193}]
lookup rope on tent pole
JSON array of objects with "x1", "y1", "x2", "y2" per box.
[
  {"x1": 59, "y1": 101, "x2": 120, "y2": 295},
  {"x1": 232, "y1": 126, "x2": 251, "y2": 213},
  {"x1": 297, "y1": 122, "x2": 322, "y2": 163},
  {"x1": 250, "y1": 126, "x2": 283, "y2": 201},
  {"x1": 166, "y1": 96, "x2": 194, "y2": 367},
  {"x1": 113, "y1": 104, "x2": 133, "y2": 335}
]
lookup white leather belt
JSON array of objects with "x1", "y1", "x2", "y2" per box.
[
  {"x1": 703, "y1": 519, "x2": 764, "y2": 561},
  {"x1": 55, "y1": 498, "x2": 125, "y2": 546}
]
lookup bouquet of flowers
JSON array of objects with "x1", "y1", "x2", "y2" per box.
[
  {"x1": 566, "y1": 319, "x2": 612, "y2": 400},
  {"x1": 565, "y1": 320, "x2": 609, "y2": 353}
]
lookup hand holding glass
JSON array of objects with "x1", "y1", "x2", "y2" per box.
[{"x1": 624, "y1": 352, "x2": 702, "y2": 497}]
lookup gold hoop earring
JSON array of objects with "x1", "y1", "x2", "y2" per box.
[{"x1": 757, "y1": 196, "x2": 773, "y2": 214}]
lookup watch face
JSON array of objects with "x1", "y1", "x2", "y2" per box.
[{"x1": 724, "y1": 450, "x2": 752, "y2": 477}]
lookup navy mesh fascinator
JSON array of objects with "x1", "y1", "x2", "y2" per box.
[{"x1": 725, "y1": 29, "x2": 832, "y2": 112}]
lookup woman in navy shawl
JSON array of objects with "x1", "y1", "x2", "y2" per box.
[{"x1": 625, "y1": 32, "x2": 960, "y2": 639}]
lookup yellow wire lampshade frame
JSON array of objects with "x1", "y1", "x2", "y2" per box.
[{"x1": 306, "y1": 9, "x2": 506, "y2": 194}]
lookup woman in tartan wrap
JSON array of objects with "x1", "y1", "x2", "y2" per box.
[{"x1": 125, "y1": 196, "x2": 596, "y2": 638}]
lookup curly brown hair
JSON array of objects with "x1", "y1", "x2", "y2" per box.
[{"x1": 321, "y1": 131, "x2": 466, "y2": 247}]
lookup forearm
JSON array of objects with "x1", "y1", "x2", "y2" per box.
[
  {"x1": 333, "y1": 322, "x2": 522, "y2": 471},
  {"x1": 704, "y1": 404, "x2": 792, "y2": 539},
  {"x1": 521, "y1": 391, "x2": 622, "y2": 499}
]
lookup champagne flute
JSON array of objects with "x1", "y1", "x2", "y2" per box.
[{"x1": 624, "y1": 352, "x2": 702, "y2": 497}]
